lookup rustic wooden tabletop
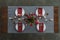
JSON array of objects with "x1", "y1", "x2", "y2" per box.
[{"x1": 0, "y1": 6, "x2": 59, "y2": 33}]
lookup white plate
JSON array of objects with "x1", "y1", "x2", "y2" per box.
[
  {"x1": 36, "y1": 23, "x2": 46, "y2": 32},
  {"x1": 15, "y1": 8, "x2": 25, "y2": 16},
  {"x1": 36, "y1": 8, "x2": 46, "y2": 18},
  {"x1": 15, "y1": 23, "x2": 25, "y2": 32}
]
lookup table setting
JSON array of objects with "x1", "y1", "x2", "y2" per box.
[{"x1": 8, "y1": 6, "x2": 54, "y2": 33}]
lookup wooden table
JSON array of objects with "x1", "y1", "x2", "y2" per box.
[{"x1": 0, "y1": 6, "x2": 59, "y2": 33}]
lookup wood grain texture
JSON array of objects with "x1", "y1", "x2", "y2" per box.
[
  {"x1": 54, "y1": 6, "x2": 59, "y2": 33},
  {"x1": 0, "y1": 7, "x2": 2, "y2": 33},
  {"x1": 0, "y1": 6, "x2": 59, "y2": 33},
  {"x1": 1, "y1": 6, "x2": 8, "y2": 33}
]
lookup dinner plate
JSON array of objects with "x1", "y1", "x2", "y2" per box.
[
  {"x1": 15, "y1": 22, "x2": 25, "y2": 32},
  {"x1": 36, "y1": 23, "x2": 46, "y2": 32},
  {"x1": 36, "y1": 8, "x2": 46, "y2": 18},
  {"x1": 15, "y1": 8, "x2": 25, "y2": 17}
]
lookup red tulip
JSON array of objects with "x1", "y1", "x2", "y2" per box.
[
  {"x1": 35, "y1": 20, "x2": 39, "y2": 24},
  {"x1": 30, "y1": 23, "x2": 33, "y2": 27},
  {"x1": 27, "y1": 16, "x2": 31, "y2": 18}
]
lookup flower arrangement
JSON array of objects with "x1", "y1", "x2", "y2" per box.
[{"x1": 24, "y1": 13, "x2": 36, "y2": 26}]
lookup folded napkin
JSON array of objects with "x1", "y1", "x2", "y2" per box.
[
  {"x1": 18, "y1": 8, "x2": 22, "y2": 16},
  {"x1": 39, "y1": 23, "x2": 43, "y2": 32},
  {"x1": 38, "y1": 8, "x2": 42, "y2": 17},
  {"x1": 18, "y1": 22, "x2": 22, "y2": 32}
]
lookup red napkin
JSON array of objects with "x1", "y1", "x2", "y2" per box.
[
  {"x1": 18, "y1": 22, "x2": 22, "y2": 32},
  {"x1": 39, "y1": 23, "x2": 43, "y2": 32},
  {"x1": 18, "y1": 8, "x2": 22, "y2": 17},
  {"x1": 38, "y1": 8, "x2": 42, "y2": 17}
]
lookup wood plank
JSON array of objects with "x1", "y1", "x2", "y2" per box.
[
  {"x1": 1, "y1": 6, "x2": 8, "y2": 33},
  {"x1": 54, "y1": 6, "x2": 59, "y2": 33},
  {"x1": 0, "y1": 7, "x2": 2, "y2": 33}
]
